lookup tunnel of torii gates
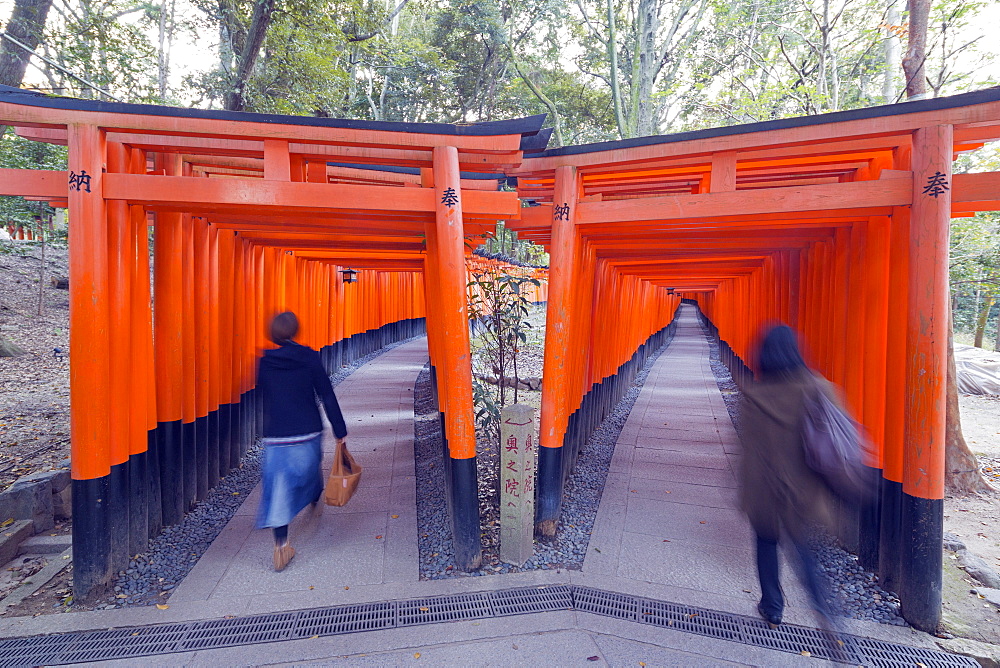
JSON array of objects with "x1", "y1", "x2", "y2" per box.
[{"x1": 2, "y1": 84, "x2": 1000, "y2": 629}]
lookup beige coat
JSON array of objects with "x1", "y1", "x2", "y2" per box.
[{"x1": 738, "y1": 367, "x2": 834, "y2": 540}]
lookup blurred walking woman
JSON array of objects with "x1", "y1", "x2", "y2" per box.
[
  {"x1": 256, "y1": 311, "x2": 347, "y2": 571},
  {"x1": 738, "y1": 325, "x2": 835, "y2": 629}
]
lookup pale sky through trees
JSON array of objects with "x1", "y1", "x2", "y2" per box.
[{"x1": 1, "y1": 0, "x2": 998, "y2": 128}]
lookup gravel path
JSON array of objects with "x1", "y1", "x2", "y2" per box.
[
  {"x1": 699, "y1": 314, "x2": 906, "y2": 626},
  {"x1": 97, "y1": 338, "x2": 416, "y2": 610},
  {"x1": 416, "y1": 339, "x2": 672, "y2": 579}
]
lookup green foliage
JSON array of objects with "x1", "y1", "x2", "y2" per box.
[
  {"x1": 467, "y1": 265, "x2": 541, "y2": 442},
  {"x1": 0, "y1": 134, "x2": 66, "y2": 232},
  {"x1": 950, "y1": 145, "x2": 1000, "y2": 345}
]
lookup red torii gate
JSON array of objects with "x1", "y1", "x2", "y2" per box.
[
  {"x1": 0, "y1": 85, "x2": 546, "y2": 599},
  {"x1": 510, "y1": 87, "x2": 1000, "y2": 630},
  {"x1": 4, "y1": 84, "x2": 1000, "y2": 630}
]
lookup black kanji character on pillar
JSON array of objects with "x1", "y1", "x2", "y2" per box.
[
  {"x1": 554, "y1": 202, "x2": 571, "y2": 221},
  {"x1": 440, "y1": 187, "x2": 459, "y2": 208},
  {"x1": 68, "y1": 170, "x2": 92, "y2": 193},
  {"x1": 922, "y1": 171, "x2": 950, "y2": 198}
]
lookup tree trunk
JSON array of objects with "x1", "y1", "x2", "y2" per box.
[
  {"x1": 607, "y1": 0, "x2": 627, "y2": 139},
  {"x1": 883, "y1": 0, "x2": 902, "y2": 101},
  {"x1": 222, "y1": 0, "x2": 277, "y2": 111},
  {"x1": 994, "y1": 311, "x2": 1000, "y2": 352},
  {"x1": 0, "y1": 0, "x2": 54, "y2": 86},
  {"x1": 635, "y1": 0, "x2": 659, "y2": 137},
  {"x1": 973, "y1": 294, "x2": 994, "y2": 348},
  {"x1": 946, "y1": 311, "x2": 993, "y2": 495},
  {"x1": 0, "y1": 0, "x2": 54, "y2": 136},
  {"x1": 902, "y1": 0, "x2": 929, "y2": 100}
]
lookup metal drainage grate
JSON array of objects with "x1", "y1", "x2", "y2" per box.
[{"x1": 0, "y1": 585, "x2": 977, "y2": 667}]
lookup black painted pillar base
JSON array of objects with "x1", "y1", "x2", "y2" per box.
[
  {"x1": 899, "y1": 493, "x2": 943, "y2": 632},
  {"x1": 156, "y1": 420, "x2": 183, "y2": 527},
  {"x1": 857, "y1": 465, "x2": 882, "y2": 571},
  {"x1": 127, "y1": 451, "x2": 149, "y2": 559},
  {"x1": 195, "y1": 415, "x2": 209, "y2": 502},
  {"x1": 72, "y1": 476, "x2": 111, "y2": 604},
  {"x1": 207, "y1": 411, "x2": 220, "y2": 490},
  {"x1": 878, "y1": 478, "x2": 903, "y2": 592},
  {"x1": 146, "y1": 431, "x2": 163, "y2": 539},
  {"x1": 449, "y1": 456, "x2": 482, "y2": 571},
  {"x1": 181, "y1": 420, "x2": 197, "y2": 510},
  {"x1": 108, "y1": 460, "x2": 130, "y2": 573},
  {"x1": 217, "y1": 403, "x2": 232, "y2": 480},
  {"x1": 535, "y1": 446, "x2": 563, "y2": 537}
]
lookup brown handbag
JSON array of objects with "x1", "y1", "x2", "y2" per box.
[{"x1": 324, "y1": 439, "x2": 363, "y2": 506}]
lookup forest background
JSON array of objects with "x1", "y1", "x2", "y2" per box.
[{"x1": 1, "y1": 0, "x2": 1000, "y2": 341}]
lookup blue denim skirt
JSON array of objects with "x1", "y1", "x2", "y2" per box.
[{"x1": 255, "y1": 432, "x2": 323, "y2": 529}]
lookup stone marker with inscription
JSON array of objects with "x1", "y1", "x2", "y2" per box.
[{"x1": 499, "y1": 404, "x2": 536, "y2": 566}]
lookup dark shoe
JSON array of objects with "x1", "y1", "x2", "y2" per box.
[{"x1": 758, "y1": 602, "x2": 782, "y2": 628}]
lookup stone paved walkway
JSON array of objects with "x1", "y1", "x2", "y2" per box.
[{"x1": 0, "y1": 322, "x2": 944, "y2": 665}]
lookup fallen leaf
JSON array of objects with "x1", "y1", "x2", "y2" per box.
[
  {"x1": 232, "y1": 492, "x2": 240, "y2": 496},
  {"x1": 665, "y1": 491, "x2": 671, "y2": 494},
  {"x1": 587, "y1": 657, "x2": 600, "y2": 662},
  {"x1": 699, "y1": 521, "x2": 707, "y2": 524},
  {"x1": 639, "y1": 663, "x2": 646, "y2": 667},
  {"x1": 512, "y1": 644, "x2": 518, "y2": 649},
  {"x1": 800, "y1": 651, "x2": 811, "y2": 657},
  {"x1": 375, "y1": 535, "x2": 383, "y2": 540},
  {"x1": 391, "y1": 515, "x2": 399, "y2": 519},
  {"x1": 344, "y1": 586, "x2": 349, "y2": 590},
  {"x1": 0, "y1": 518, "x2": 12, "y2": 528},
  {"x1": 116, "y1": 594, "x2": 127, "y2": 599},
  {"x1": 594, "y1": 548, "x2": 601, "y2": 553},
  {"x1": 662, "y1": 539, "x2": 670, "y2": 542},
  {"x1": 419, "y1": 607, "x2": 430, "y2": 612},
  {"x1": 156, "y1": 604, "x2": 169, "y2": 610},
  {"x1": 414, "y1": 653, "x2": 421, "y2": 659},
  {"x1": 310, "y1": 635, "x2": 319, "y2": 639},
  {"x1": 309, "y1": 586, "x2": 315, "y2": 590}
]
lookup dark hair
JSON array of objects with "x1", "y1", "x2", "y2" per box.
[
  {"x1": 269, "y1": 311, "x2": 299, "y2": 344},
  {"x1": 758, "y1": 324, "x2": 806, "y2": 377}
]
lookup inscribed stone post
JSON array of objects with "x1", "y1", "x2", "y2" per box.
[{"x1": 499, "y1": 404, "x2": 535, "y2": 566}]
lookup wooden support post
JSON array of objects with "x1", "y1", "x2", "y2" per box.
[
  {"x1": 194, "y1": 218, "x2": 210, "y2": 502},
  {"x1": 430, "y1": 145, "x2": 480, "y2": 571},
  {"x1": 900, "y1": 125, "x2": 952, "y2": 632},
  {"x1": 537, "y1": 164, "x2": 580, "y2": 537},
  {"x1": 710, "y1": 151, "x2": 737, "y2": 193},
  {"x1": 130, "y1": 147, "x2": 159, "y2": 543},
  {"x1": 207, "y1": 223, "x2": 221, "y2": 490},
  {"x1": 105, "y1": 141, "x2": 133, "y2": 574},
  {"x1": 68, "y1": 123, "x2": 112, "y2": 603},
  {"x1": 154, "y1": 153, "x2": 185, "y2": 527}
]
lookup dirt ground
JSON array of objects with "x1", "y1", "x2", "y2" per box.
[
  {"x1": 1, "y1": 241, "x2": 999, "y2": 641},
  {"x1": 941, "y1": 394, "x2": 1000, "y2": 644},
  {"x1": 0, "y1": 240, "x2": 71, "y2": 489}
]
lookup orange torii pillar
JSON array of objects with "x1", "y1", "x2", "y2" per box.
[
  {"x1": 537, "y1": 165, "x2": 580, "y2": 536},
  {"x1": 899, "y1": 125, "x2": 952, "y2": 632},
  {"x1": 68, "y1": 123, "x2": 113, "y2": 601},
  {"x1": 426, "y1": 146, "x2": 481, "y2": 570}
]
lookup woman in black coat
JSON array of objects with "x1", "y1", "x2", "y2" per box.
[{"x1": 255, "y1": 311, "x2": 348, "y2": 571}]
